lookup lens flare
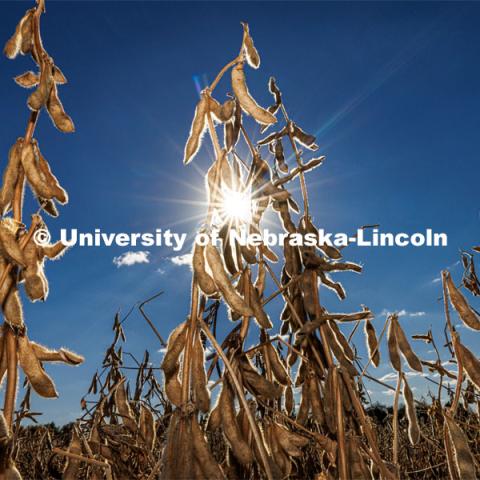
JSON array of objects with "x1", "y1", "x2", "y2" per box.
[{"x1": 221, "y1": 189, "x2": 252, "y2": 223}]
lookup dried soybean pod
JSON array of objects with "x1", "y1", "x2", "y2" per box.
[
  {"x1": 2, "y1": 283, "x2": 24, "y2": 328},
  {"x1": 63, "y1": 428, "x2": 83, "y2": 479},
  {"x1": 273, "y1": 423, "x2": 308, "y2": 457},
  {"x1": 387, "y1": 315, "x2": 401, "y2": 372},
  {"x1": 3, "y1": 9, "x2": 32, "y2": 59},
  {"x1": 53, "y1": 66, "x2": 68, "y2": 85},
  {"x1": 31, "y1": 342, "x2": 83, "y2": 365},
  {"x1": 402, "y1": 375, "x2": 420, "y2": 445},
  {"x1": 161, "y1": 321, "x2": 187, "y2": 377},
  {"x1": 444, "y1": 422, "x2": 461, "y2": 480},
  {"x1": 259, "y1": 244, "x2": 278, "y2": 263},
  {"x1": 265, "y1": 342, "x2": 289, "y2": 385},
  {"x1": 225, "y1": 99, "x2": 242, "y2": 153},
  {"x1": 35, "y1": 145, "x2": 68, "y2": 203},
  {"x1": 444, "y1": 414, "x2": 476, "y2": 479},
  {"x1": 319, "y1": 272, "x2": 346, "y2": 300},
  {"x1": 241, "y1": 22, "x2": 260, "y2": 69},
  {"x1": 309, "y1": 376, "x2": 325, "y2": 426},
  {"x1": 242, "y1": 366, "x2": 281, "y2": 400},
  {"x1": 21, "y1": 234, "x2": 49, "y2": 302},
  {"x1": 139, "y1": 404, "x2": 156, "y2": 452},
  {"x1": 21, "y1": 141, "x2": 58, "y2": 201},
  {"x1": 192, "y1": 332, "x2": 210, "y2": 413},
  {"x1": 160, "y1": 411, "x2": 179, "y2": 479},
  {"x1": 267, "y1": 423, "x2": 291, "y2": 478},
  {"x1": 193, "y1": 241, "x2": 217, "y2": 296},
  {"x1": 273, "y1": 139, "x2": 288, "y2": 173},
  {"x1": 0, "y1": 139, "x2": 22, "y2": 215},
  {"x1": 14, "y1": 71, "x2": 39, "y2": 88},
  {"x1": 291, "y1": 123, "x2": 318, "y2": 150},
  {"x1": 365, "y1": 319, "x2": 380, "y2": 367},
  {"x1": 266, "y1": 77, "x2": 282, "y2": 116},
  {"x1": 206, "y1": 159, "x2": 222, "y2": 210},
  {"x1": 323, "y1": 367, "x2": 337, "y2": 434},
  {"x1": 219, "y1": 224, "x2": 237, "y2": 276},
  {"x1": 220, "y1": 381, "x2": 253, "y2": 465},
  {"x1": 301, "y1": 270, "x2": 317, "y2": 317},
  {"x1": 220, "y1": 99, "x2": 236, "y2": 122},
  {"x1": 40, "y1": 240, "x2": 68, "y2": 262},
  {"x1": 191, "y1": 416, "x2": 224, "y2": 480},
  {"x1": 248, "y1": 280, "x2": 272, "y2": 329},
  {"x1": 46, "y1": 84, "x2": 75, "y2": 133},
  {"x1": 456, "y1": 341, "x2": 480, "y2": 390},
  {"x1": 446, "y1": 271, "x2": 480, "y2": 330},
  {"x1": 205, "y1": 243, "x2": 253, "y2": 317},
  {"x1": 0, "y1": 221, "x2": 26, "y2": 267},
  {"x1": 38, "y1": 198, "x2": 58, "y2": 217},
  {"x1": 224, "y1": 122, "x2": 235, "y2": 153},
  {"x1": 165, "y1": 363, "x2": 183, "y2": 407},
  {"x1": 184, "y1": 95, "x2": 208, "y2": 164},
  {"x1": 231, "y1": 63, "x2": 276, "y2": 125},
  {"x1": 324, "y1": 325, "x2": 358, "y2": 378},
  {"x1": 28, "y1": 59, "x2": 54, "y2": 111},
  {"x1": 17, "y1": 335, "x2": 57, "y2": 398},
  {"x1": 329, "y1": 321, "x2": 354, "y2": 362},
  {"x1": 115, "y1": 378, "x2": 137, "y2": 432},
  {"x1": 161, "y1": 412, "x2": 194, "y2": 480},
  {"x1": 19, "y1": 9, "x2": 34, "y2": 55},
  {"x1": 254, "y1": 261, "x2": 266, "y2": 297},
  {"x1": 240, "y1": 243, "x2": 257, "y2": 265},
  {"x1": 296, "y1": 381, "x2": 310, "y2": 425},
  {"x1": 395, "y1": 318, "x2": 423, "y2": 372},
  {"x1": 285, "y1": 384, "x2": 294, "y2": 415},
  {"x1": 207, "y1": 395, "x2": 222, "y2": 431},
  {"x1": 347, "y1": 437, "x2": 371, "y2": 480},
  {"x1": 304, "y1": 217, "x2": 342, "y2": 260},
  {"x1": 208, "y1": 96, "x2": 223, "y2": 122}
]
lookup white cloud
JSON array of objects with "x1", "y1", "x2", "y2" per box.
[
  {"x1": 379, "y1": 372, "x2": 397, "y2": 382},
  {"x1": 113, "y1": 251, "x2": 150, "y2": 267},
  {"x1": 432, "y1": 277, "x2": 441, "y2": 284},
  {"x1": 170, "y1": 253, "x2": 192, "y2": 266},
  {"x1": 404, "y1": 371, "x2": 423, "y2": 378},
  {"x1": 156, "y1": 267, "x2": 166, "y2": 274},
  {"x1": 380, "y1": 309, "x2": 426, "y2": 318}
]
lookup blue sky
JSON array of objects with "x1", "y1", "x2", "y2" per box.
[{"x1": 0, "y1": 1, "x2": 479, "y2": 423}]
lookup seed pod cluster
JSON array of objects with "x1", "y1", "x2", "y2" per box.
[
  {"x1": 18, "y1": 333, "x2": 83, "y2": 398},
  {"x1": 5, "y1": 8, "x2": 74, "y2": 132},
  {"x1": 219, "y1": 379, "x2": 254, "y2": 465},
  {"x1": 114, "y1": 378, "x2": 137, "y2": 432}
]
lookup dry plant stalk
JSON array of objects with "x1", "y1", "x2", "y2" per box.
[{"x1": 0, "y1": 1, "x2": 83, "y2": 477}]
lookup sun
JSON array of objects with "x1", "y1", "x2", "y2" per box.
[{"x1": 221, "y1": 189, "x2": 252, "y2": 223}]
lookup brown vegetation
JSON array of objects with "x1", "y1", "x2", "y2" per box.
[{"x1": 2, "y1": 2, "x2": 480, "y2": 480}]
